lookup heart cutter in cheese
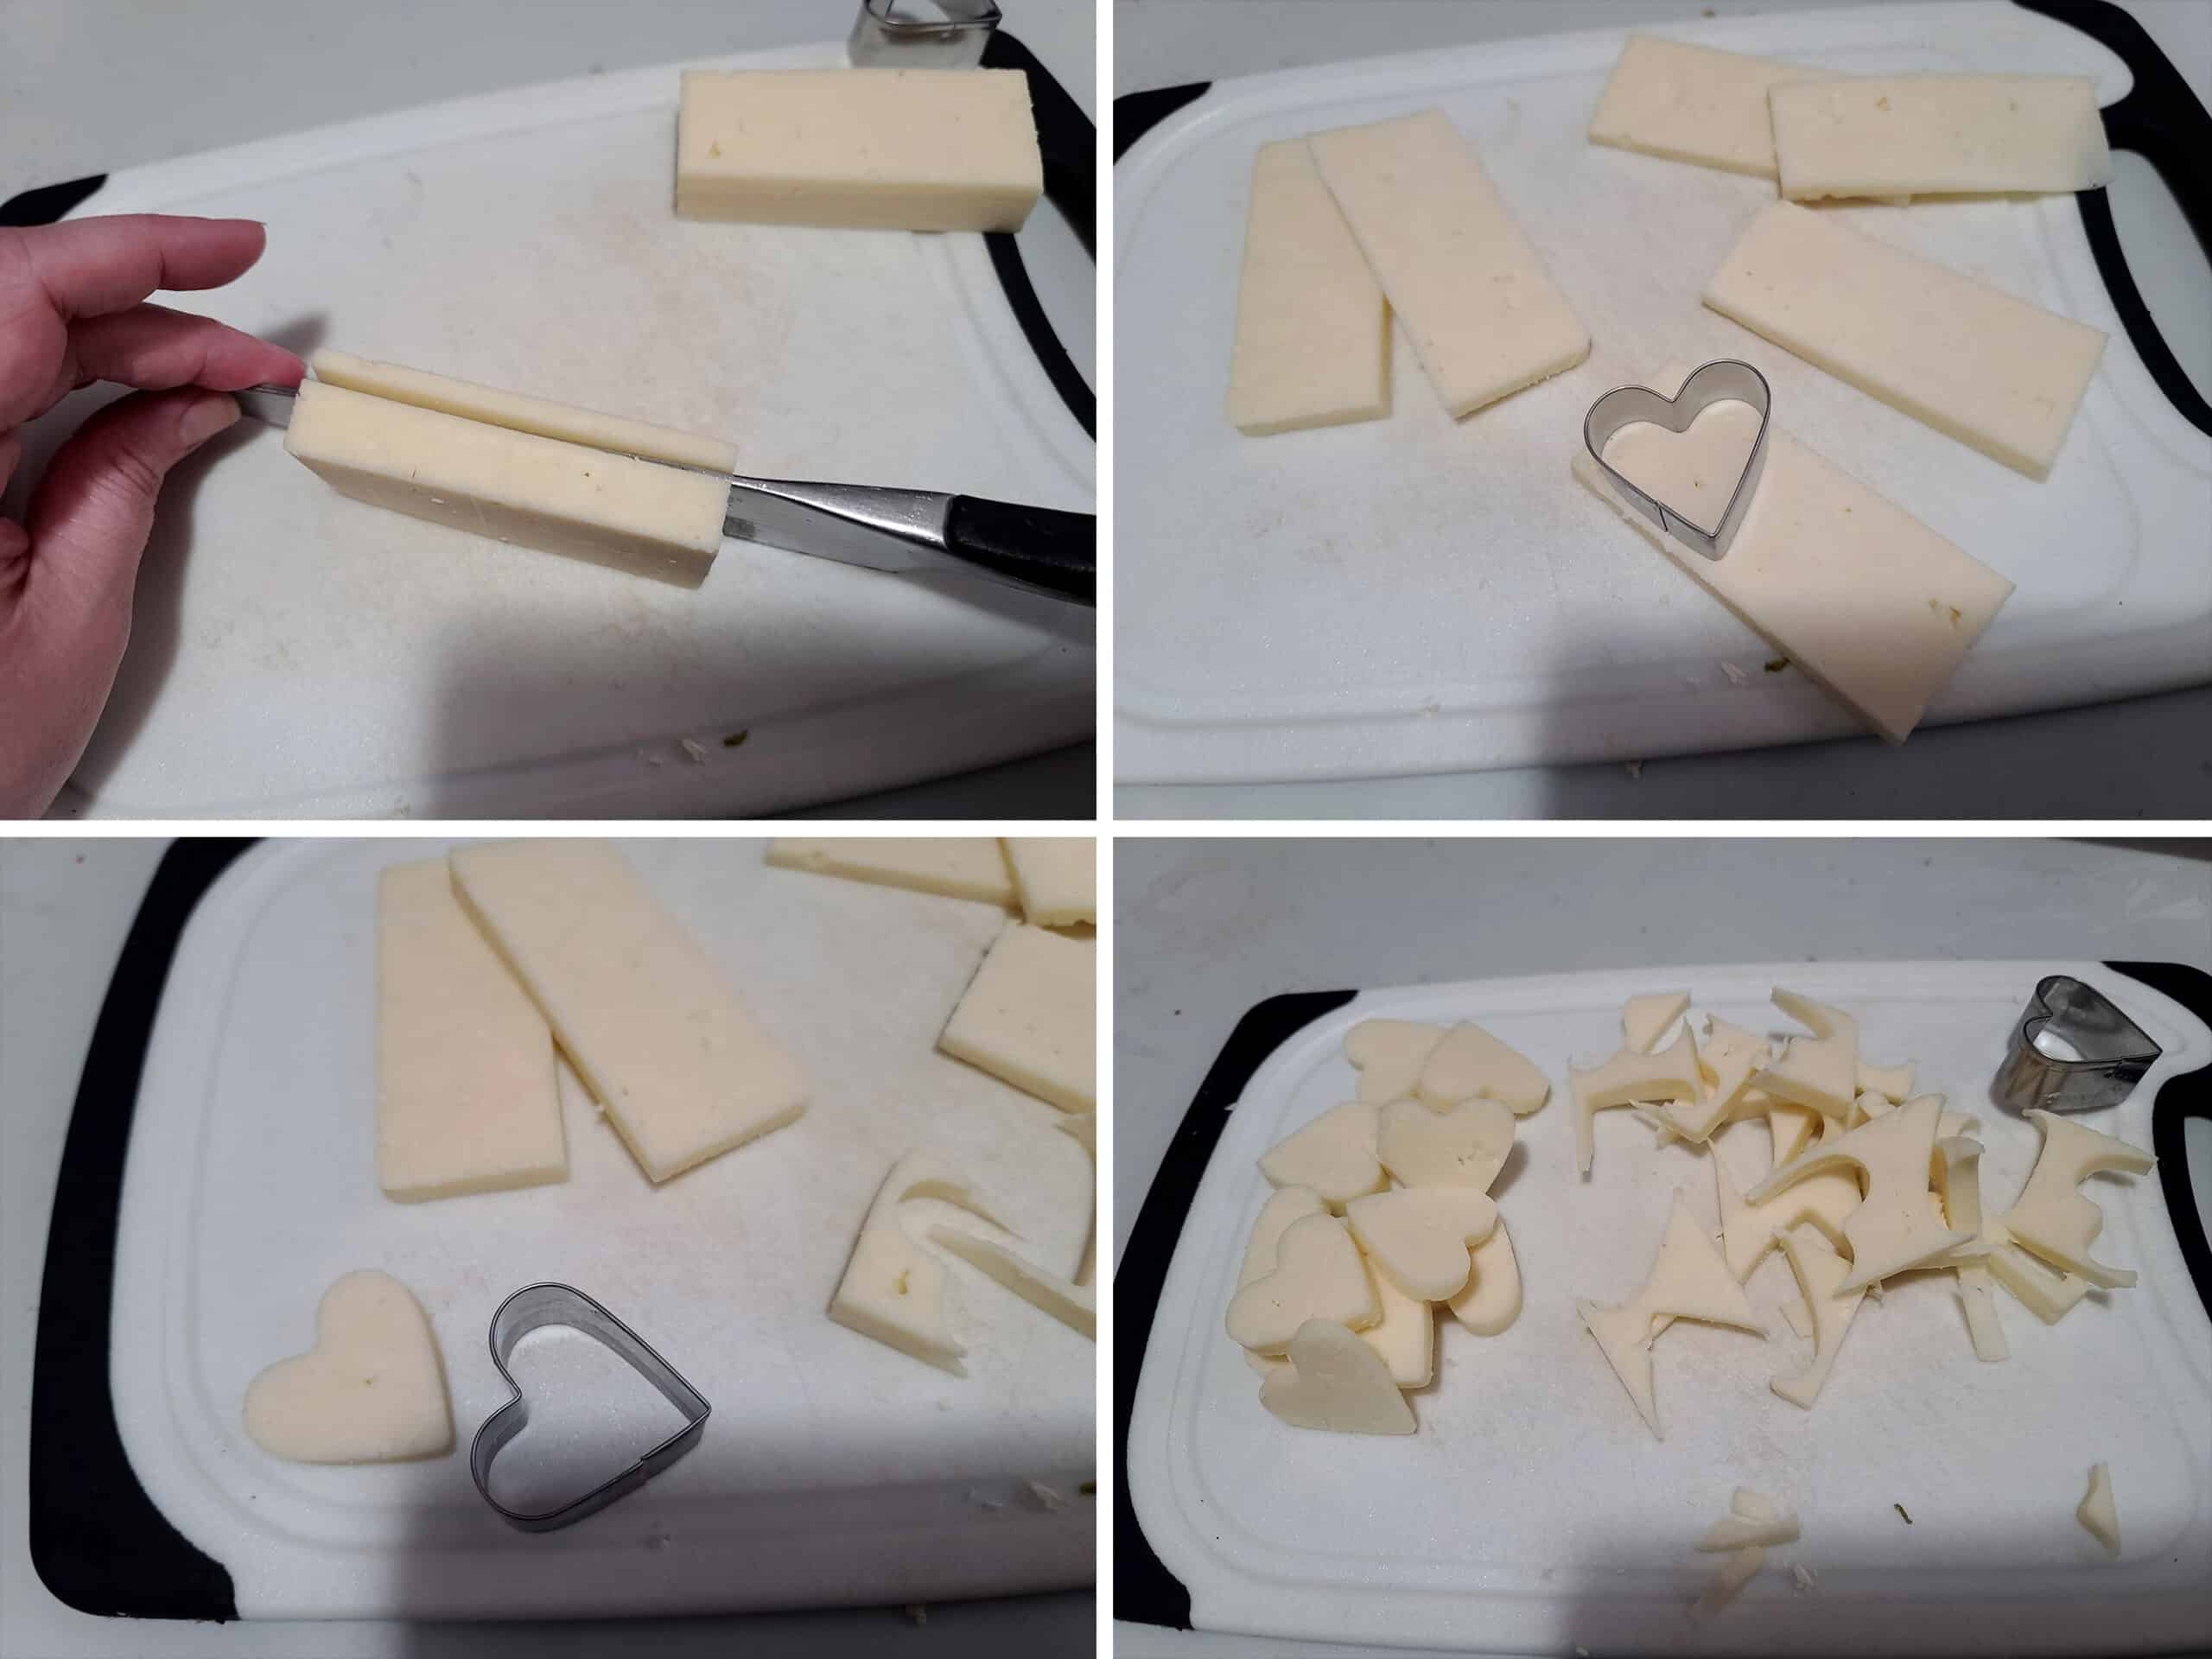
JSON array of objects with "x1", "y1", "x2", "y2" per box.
[
  {"x1": 2077, "y1": 1463, "x2": 2120, "y2": 1558},
  {"x1": 1771, "y1": 1224, "x2": 1868, "y2": 1408},
  {"x1": 1623, "y1": 992, "x2": 1692, "y2": 1054},
  {"x1": 1713, "y1": 1146, "x2": 1859, "y2": 1281},
  {"x1": 1344, "y1": 1019, "x2": 1447, "y2": 1105},
  {"x1": 1576, "y1": 1190, "x2": 1764, "y2": 1439},
  {"x1": 1571, "y1": 1028, "x2": 1701, "y2": 1174},
  {"x1": 1226, "y1": 1211, "x2": 1380, "y2": 1353},
  {"x1": 1446, "y1": 1216, "x2": 1522, "y2": 1336},
  {"x1": 1259, "y1": 1318, "x2": 1417, "y2": 1436},
  {"x1": 828, "y1": 1152, "x2": 1010, "y2": 1376},
  {"x1": 1344, "y1": 1186, "x2": 1499, "y2": 1300},
  {"x1": 1259, "y1": 1100, "x2": 1385, "y2": 1207},
  {"x1": 1747, "y1": 1094, "x2": 1967, "y2": 1290},
  {"x1": 929, "y1": 1225, "x2": 1095, "y2": 1339},
  {"x1": 1377, "y1": 1096, "x2": 1515, "y2": 1191},
  {"x1": 242, "y1": 1270, "x2": 454, "y2": 1464},
  {"x1": 765, "y1": 837, "x2": 1016, "y2": 906},
  {"x1": 1753, "y1": 989, "x2": 1859, "y2": 1118},
  {"x1": 1416, "y1": 1020, "x2": 1552, "y2": 1115},
  {"x1": 2000, "y1": 1110, "x2": 2155, "y2": 1288}
]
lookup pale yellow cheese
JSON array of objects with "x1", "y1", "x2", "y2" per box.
[
  {"x1": 1227, "y1": 138, "x2": 1391, "y2": 435},
  {"x1": 830, "y1": 1152, "x2": 1007, "y2": 1374},
  {"x1": 1754, "y1": 990, "x2": 1859, "y2": 1119},
  {"x1": 1001, "y1": 837, "x2": 1096, "y2": 927},
  {"x1": 1344, "y1": 1186, "x2": 1498, "y2": 1301},
  {"x1": 1623, "y1": 991, "x2": 1690, "y2": 1054},
  {"x1": 1745, "y1": 1095, "x2": 1967, "y2": 1289},
  {"x1": 929, "y1": 1224, "x2": 1095, "y2": 1338},
  {"x1": 1587, "y1": 35, "x2": 1814, "y2": 179},
  {"x1": 766, "y1": 837, "x2": 1015, "y2": 906},
  {"x1": 1571, "y1": 1029, "x2": 1701, "y2": 1174},
  {"x1": 938, "y1": 921, "x2": 1096, "y2": 1112},
  {"x1": 2077, "y1": 1463, "x2": 2120, "y2": 1557},
  {"x1": 242, "y1": 1271, "x2": 453, "y2": 1463},
  {"x1": 1344, "y1": 1019, "x2": 1446, "y2": 1104},
  {"x1": 1770, "y1": 77, "x2": 2112, "y2": 202},
  {"x1": 1226, "y1": 1212, "x2": 1379, "y2": 1352},
  {"x1": 1259, "y1": 1101, "x2": 1384, "y2": 1208},
  {"x1": 1308, "y1": 110, "x2": 1589, "y2": 419},
  {"x1": 1704, "y1": 202, "x2": 2107, "y2": 479},
  {"x1": 1415, "y1": 1020, "x2": 1552, "y2": 1114},
  {"x1": 1357, "y1": 1253, "x2": 1435, "y2": 1388},
  {"x1": 1446, "y1": 1217, "x2": 1522, "y2": 1336},
  {"x1": 1259, "y1": 1318, "x2": 1416, "y2": 1436},
  {"x1": 374, "y1": 858, "x2": 564, "y2": 1202},
  {"x1": 1770, "y1": 1224, "x2": 1867, "y2": 1408},
  {"x1": 449, "y1": 840, "x2": 805, "y2": 1183},
  {"x1": 676, "y1": 68, "x2": 1041, "y2": 232},
  {"x1": 2001, "y1": 1109, "x2": 2155, "y2": 1288},
  {"x1": 1377, "y1": 1096, "x2": 1514, "y2": 1190},
  {"x1": 285, "y1": 381, "x2": 728, "y2": 586}
]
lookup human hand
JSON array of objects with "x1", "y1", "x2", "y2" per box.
[{"x1": 1, "y1": 214, "x2": 303, "y2": 817}]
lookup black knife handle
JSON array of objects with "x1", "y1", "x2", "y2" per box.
[{"x1": 943, "y1": 495, "x2": 1095, "y2": 605}]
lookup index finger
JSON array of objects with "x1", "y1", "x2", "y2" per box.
[{"x1": 7, "y1": 215, "x2": 269, "y2": 322}]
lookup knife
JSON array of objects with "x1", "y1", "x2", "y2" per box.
[{"x1": 232, "y1": 384, "x2": 1095, "y2": 605}]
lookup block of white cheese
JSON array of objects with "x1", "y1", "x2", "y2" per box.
[
  {"x1": 1587, "y1": 35, "x2": 1813, "y2": 179},
  {"x1": 1770, "y1": 77, "x2": 2112, "y2": 202},
  {"x1": 1574, "y1": 365, "x2": 2016, "y2": 744},
  {"x1": 243, "y1": 1270, "x2": 453, "y2": 1463},
  {"x1": 676, "y1": 68, "x2": 1041, "y2": 232},
  {"x1": 1259, "y1": 1317, "x2": 1415, "y2": 1436},
  {"x1": 1704, "y1": 202, "x2": 2107, "y2": 479},
  {"x1": 310, "y1": 349, "x2": 738, "y2": 473},
  {"x1": 449, "y1": 840, "x2": 805, "y2": 1183},
  {"x1": 1001, "y1": 837, "x2": 1096, "y2": 928},
  {"x1": 1308, "y1": 110, "x2": 1589, "y2": 419},
  {"x1": 374, "y1": 858, "x2": 565, "y2": 1202},
  {"x1": 1226, "y1": 138, "x2": 1391, "y2": 436},
  {"x1": 829, "y1": 1151, "x2": 1007, "y2": 1374},
  {"x1": 285, "y1": 381, "x2": 728, "y2": 586},
  {"x1": 938, "y1": 921, "x2": 1095, "y2": 1112},
  {"x1": 766, "y1": 837, "x2": 1014, "y2": 906}
]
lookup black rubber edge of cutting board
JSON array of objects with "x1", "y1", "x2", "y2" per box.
[
  {"x1": 1115, "y1": 83, "x2": 1212, "y2": 162},
  {"x1": 29, "y1": 838, "x2": 255, "y2": 1623},
  {"x1": 1115, "y1": 987, "x2": 1357, "y2": 1632},
  {"x1": 2107, "y1": 960, "x2": 2212, "y2": 1330},
  {"x1": 982, "y1": 29, "x2": 1096, "y2": 441},
  {"x1": 2016, "y1": 0, "x2": 2212, "y2": 437},
  {"x1": 0, "y1": 174, "x2": 106, "y2": 226}
]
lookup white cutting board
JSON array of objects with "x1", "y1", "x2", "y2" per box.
[
  {"x1": 1114, "y1": 2, "x2": 2212, "y2": 784},
  {"x1": 16, "y1": 41, "x2": 1093, "y2": 818},
  {"x1": 110, "y1": 840, "x2": 1095, "y2": 1618},
  {"x1": 1126, "y1": 961, "x2": 2212, "y2": 1653}
]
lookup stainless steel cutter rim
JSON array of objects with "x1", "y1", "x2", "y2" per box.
[
  {"x1": 1583, "y1": 359, "x2": 1772, "y2": 562},
  {"x1": 849, "y1": 0, "x2": 1001, "y2": 66},
  {"x1": 469, "y1": 1281, "x2": 710, "y2": 1534},
  {"x1": 1992, "y1": 973, "x2": 2163, "y2": 1116}
]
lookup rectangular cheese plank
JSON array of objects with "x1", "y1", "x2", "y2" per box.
[
  {"x1": 1770, "y1": 77, "x2": 2112, "y2": 201},
  {"x1": 375, "y1": 858, "x2": 565, "y2": 1202},
  {"x1": 1704, "y1": 201, "x2": 2106, "y2": 479},
  {"x1": 312, "y1": 349, "x2": 739, "y2": 474},
  {"x1": 284, "y1": 382, "x2": 728, "y2": 586},
  {"x1": 939, "y1": 922, "x2": 1095, "y2": 1112},
  {"x1": 1226, "y1": 138, "x2": 1390, "y2": 435},
  {"x1": 449, "y1": 840, "x2": 804, "y2": 1183},
  {"x1": 1587, "y1": 35, "x2": 1813, "y2": 180},
  {"x1": 1001, "y1": 837, "x2": 1095, "y2": 928},
  {"x1": 764, "y1": 838, "x2": 1014, "y2": 906},
  {"x1": 1573, "y1": 365, "x2": 2013, "y2": 743},
  {"x1": 676, "y1": 69, "x2": 1041, "y2": 232},
  {"x1": 1308, "y1": 110, "x2": 1589, "y2": 419}
]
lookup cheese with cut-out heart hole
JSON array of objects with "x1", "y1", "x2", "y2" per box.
[
  {"x1": 1572, "y1": 1029, "x2": 1701, "y2": 1174},
  {"x1": 1623, "y1": 991, "x2": 1690, "y2": 1053},
  {"x1": 1418, "y1": 1020, "x2": 1552, "y2": 1114},
  {"x1": 1769, "y1": 77, "x2": 2111, "y2": 202},
  {"x1": 243, "y1": 1271, "x2": 453, "y2": 1463},
  {"x1": 2001, "y1": 1110, "x2": 2155, "y2": 1288},
  {"x1": 1587, "y1": 35, "x2": 1813, "y2": 178},
  {"x1": 1260, "y1": 1101, "x2": 1385, "y2": 1207},
  {"x1": 1747, "y1": 1094, "x2": 1967, "y2": 1289},
  {"x1": 1260, "y1": 1318, "x2": 1416, "y2": 1435},
  {"x1": 830, "y1": 1152, "x2": 1008, "y2": 1375},
  {"x1": 1345, "y1": 1186, "x2": 1498, "y2": 1300},
  {"x1": 1754, "y1": 990, "x2": 1859, "y2": 1118},
  {"x1": 1227, "y1": 1212, "x2": 1379, "y2": 1351},
  {"x1": 1714, "y1": 1149, "x2": 1859, "y2": 1280},
  {"x1": 1771, "y1": 1224, "x2": 1867, "y2": 1408}
]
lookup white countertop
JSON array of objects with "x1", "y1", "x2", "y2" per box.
[
  {"x1": 1111, "y1": 834, "x2": 2212, "y2": 1656},
  {"x1": 1112, "y1": 0, "x2": 2212, "y2": 821}
]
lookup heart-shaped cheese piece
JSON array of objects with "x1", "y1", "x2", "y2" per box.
[
  {"x1": 1344, "y1": 1186, "x2": 1498, "y2": 1300},
  {"x1": 1225, "y1": 1212, "x2": 1378, "y2": 1353},
  {"x1": 1377, "y1": 1096, "x2": 1515, "y2": 1191},
  {"x1": 1446, "y1": 1215, "x2": 1522, "y2": 1335},
  {"x1": 1259, "y1": 1101, "x2": 1384, "y2": 1207},
  {"x1": 243, "y1": 1270, "x2": 453, "y2": 1463},
  {"x1": 1343, "y1": 1019, "x2": 1446, "y2": 1103},
  {"x1": 1258, "y1": 1318, "x2": 1415, "y2": 1435},
  {"x1": 1415, "y1": 1021, "x2": 1550, "y2": 1115}
]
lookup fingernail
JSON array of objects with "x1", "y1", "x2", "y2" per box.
[{"x1": 179, "y1": 392, "x2": 239, "y2": 448}]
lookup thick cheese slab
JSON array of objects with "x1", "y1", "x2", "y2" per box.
[
  {"x1": 675, "y1": 68, "x2": 1041, "y2": 232},
  {"x1": 1770, "y1": 77, "x2": 2112, "y2": 202},
  {"x1": 1573, "y1": 365, "x2": 2014, "y2": 743},
  {"x1": 1308, "y1": 110, "x2": 1588, "y2": 419},
  {"x1": 939, "y1": 921, "x2": 1095, "y2": 1112},
  {"x1": 1001, "y1": 837, "x2": 1096, "y2": 928},
  {"x1": 1704, "y1": 201, "x2": 2107, "y2": 479},
  {"x1": 765, "y1": 838, "x2": 1014, "y2": 906},
  {"x1": 449, "y1": 840, "x2": 804, "y2": 1183},
  {"x1": 374, "y1": 858, "x2": 565, "y2": 1202},
  {"x1": 312, "y1": 350, "x2": 739, "y2": 474},
  {"x1": 285, "y1": 381, "x2": 728, "y2": 585},
  {"x1": 1587, "y1": 35, "x2": 1812, "y2": 179},
  {"x1": 1226, "y1": 138, "x2": 1390, "y2": 435}
]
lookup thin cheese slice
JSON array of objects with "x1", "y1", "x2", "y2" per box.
[
  {"x1": 1574, "y1": 367, "x2": 2014, "y2": 744},
  {"x1": 1227, "y1": 138, "x2": 1391, "y2": 435},
  {"x1": 448, "y1": 840, "x2": 805, "y2": 1183},
  {"x1": 765, "y1": 838, "x2": 1014, "y2": 906},
  {"x1": 311, "y1": 350, "x2": 737, "y2": 473},
  {"x1": 285, "y1": 381, "x2": 728, "y2": 586},
  {"x1": 1587, "y1": 35, "x2": 1814, "y2": 179},
  {"x1": 374, "y1": 859, "x2": 565, "y2": 1202},
  {"x1": 1001, "y1": 837, "x2": 1096, "y2": 927},
  {"x1": 1770, "y1": 77, "x2": 2112, "y2": 202},
  {"x1": 1308, "y1": 110, "x2": 1589, "y2": 419},
  {"x1": 1704, "y1": 201, "x2": 2107, "y2": 479},
  {"x1": 829, "y1": 1153, "x2": 1006, "y2": 1374},
  {"x1": 930, "y1": 1225, "x2": 1096, "y2": 1338},
  {"x1": 676, "y1": 68, "x2": 1041, "y2": 232},
  {"x1": 938, "y1": 922, "x2": 1096, "y2": 1112}
]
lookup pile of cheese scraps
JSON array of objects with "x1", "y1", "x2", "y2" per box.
[
  {"x1": 1575, "y1": 987, "x2": 2158, "y2": 1435},
  {"x1": 1224, "y1": 1017, "x2": 1548, "y2": 1433}
]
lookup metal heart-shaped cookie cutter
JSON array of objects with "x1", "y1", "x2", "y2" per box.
[
  {"x1": 1992, "y1": 974, "x2": 2163, "y2": 1116},
  {"x1": 1583, "y1": 359, "x2": 1771, "y2": 561},
  {"x1": 470, "y1": 1282, "x2": 710, "y2": 1533}
]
